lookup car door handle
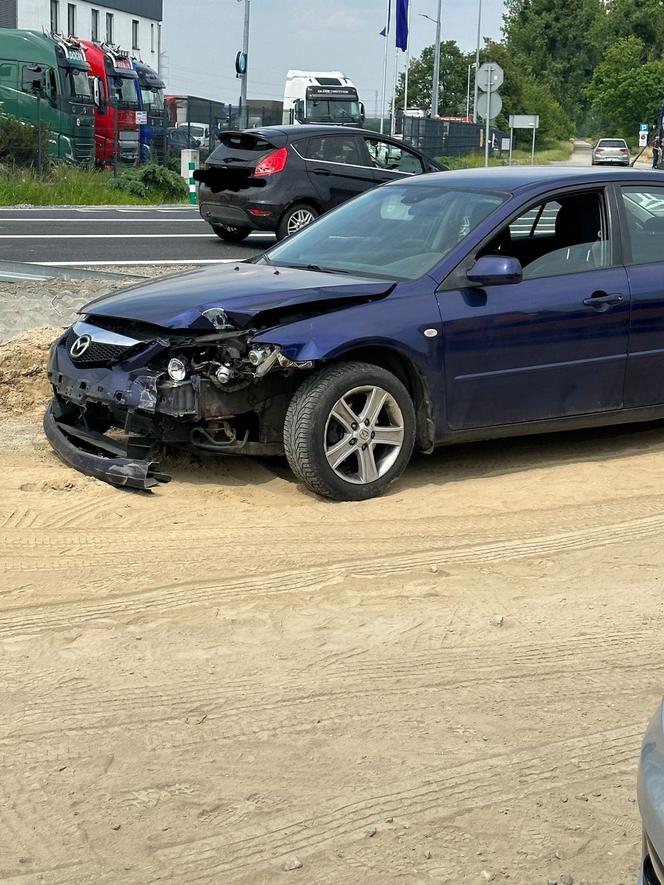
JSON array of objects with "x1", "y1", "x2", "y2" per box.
[
  {"x1": 311, "y1": 168, "x2": 331, "y2": 176},
  {"x1": 583, "y1": 292, "x2": 624, "y2": 308}
]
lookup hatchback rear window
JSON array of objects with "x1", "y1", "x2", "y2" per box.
[
  {"x1": 215, "y1": 133, "x2": 276, "y2": 152},
  {"x1": 598, "y1": 139, "x2": 627, "y2": 148}
]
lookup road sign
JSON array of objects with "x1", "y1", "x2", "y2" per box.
[
  {"x1": 476, "y1": 91, "x2": 503, "y2": 120},
  {"x1": 640, "y1": 123, "x2": 649, "y2": 132},
  {"x1": 477, "y1": 62, "x2": 504, "y2": 92},
  {"x1": 639, "y1": 131, "x2": 648, "y2": 147},
  {"x1": 509, "y1": 114, "x2": 539, "y2": 129}
]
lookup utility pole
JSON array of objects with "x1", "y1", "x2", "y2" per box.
[{"x1": 431, "y1": 0, "x2": 442, "y2": 117}]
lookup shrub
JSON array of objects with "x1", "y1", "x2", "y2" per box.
[{"x1": 0, "y1": 113, "x2": 51, "y2": 167}]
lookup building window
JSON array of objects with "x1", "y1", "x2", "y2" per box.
[
  {"x1": 67, "y1": 3, "x2": 75, "y2": 35},
  {"x1": 50, "y1": 0, "x2": 59, "y2": 33},
  {"x1": 91, "y1": 8, "x2": 98, "y2": 40},
  {"x1": 132, "y1": 20, "x2": 139, "y2": 50},
  {"x1": 150, "y1": 23, "x2": 155, "y2": 52},
  {"x1": 105, "y1": 12, "x2": 113, "y2": 43}
]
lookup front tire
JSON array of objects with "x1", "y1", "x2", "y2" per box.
[
  {"x1": 284, "y1": 362, "x2": 416, "y2": 501},
  {"x1": 212, "y1": 224, "x2": 251, "y2": 243},
  {"x1": 276, "y1": 203, "x2": 319, "y2": 240}
]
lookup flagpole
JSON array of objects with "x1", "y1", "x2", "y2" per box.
[
  {"x1": 390, "y1": 47, "x2": 399, "y2": 134},
  {"x1": 403, "y1": 0, "x2": 411, "y2": 118},
  {"x1": 380, "y1": 0, "x2": 390, "y2": 133}
]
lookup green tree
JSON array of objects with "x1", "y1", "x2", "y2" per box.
[
  {"x1": 602, "y1": 0, "x2": 664, "y2": 61},
  {"x1": 586, "y1": 35, "x2": 664, "y2": 138},
  {"x1": 503, "y1": 0, "x2": 605, "y2": 121},
  {"x1": 395, "y1": 40, "x2": 474, "y2": 116}
]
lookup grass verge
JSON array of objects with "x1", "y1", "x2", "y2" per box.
[
  {"x1": 0, "y1": 164, "x2": 188, "y2": 206},
  {"x1": 438, "y1": 140, "x2": 574, "y2": 170}
]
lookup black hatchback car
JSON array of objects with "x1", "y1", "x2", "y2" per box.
[{"x1": 194, "y1": 125, "x2": 445, "y2": 242}]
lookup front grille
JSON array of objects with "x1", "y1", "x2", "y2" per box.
[{"x1": 65, "y1": 329, "x2": 134, "y2": 366}]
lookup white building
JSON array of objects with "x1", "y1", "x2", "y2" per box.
[{"x1": 0, "y1": 0, "x2": 163, "y2": 72}]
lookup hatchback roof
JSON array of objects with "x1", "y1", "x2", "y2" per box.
[{"x1": 240, "y1": 124, "x2": 403, "y2": 140}]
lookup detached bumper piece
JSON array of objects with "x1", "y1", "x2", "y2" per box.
[{"x1": 44, "y1": 400, "x2": 171, "y2": 491}]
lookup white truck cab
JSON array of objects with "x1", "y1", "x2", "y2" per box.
[{"x1": 283, "y1": 70, "x2": 364, "y2": 126}]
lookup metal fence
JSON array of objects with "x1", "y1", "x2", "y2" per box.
[
  {"x1": 402, "y1": 116, "x2": 511, "y2": 161},
  {"x1": 0, "y1": 97, "x2": 290, "y2": 176}
]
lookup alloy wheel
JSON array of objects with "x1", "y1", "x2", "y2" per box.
[
  {"x1": 323, "y1": 385, "x2": 405, "y2": 485},
  {"x1": 287, "y1": 208, "x2": 316, "y2": 235}
]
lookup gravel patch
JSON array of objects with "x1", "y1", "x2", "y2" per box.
[{"x1": 0, "y1": 265, "x2": 199, "y2": 343}]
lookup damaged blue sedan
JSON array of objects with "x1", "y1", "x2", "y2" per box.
[{"x1": 45, "y1": 167, "x2": 664, "y2": 500}]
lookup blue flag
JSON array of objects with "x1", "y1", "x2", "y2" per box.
[
  {"x1": 396, "y1": 0, "x2": 409, "y2": 51},
  {"x1": 380, "y1": 0, "x2": 391, "y2": 36}
]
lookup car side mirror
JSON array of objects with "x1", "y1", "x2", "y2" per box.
[{"x1": 467, "y1": 255, "x2": 523, "y2": 287}]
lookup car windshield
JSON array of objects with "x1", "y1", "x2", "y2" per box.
[
  {"x1": 306, "y1": 99, "x2": 360, "y2": 123},
  {"x1": 66, "y1": 67, "x2": 93, "y2": 101},
  {"x1": 111, "y1": 75, "x2": 138, "y2": 107},
  {"x1": 598, "y1": 139, "x2": 627, "y2": 148},
  {"x1": 265, "y1": 184, "x2": 508, "y2": 281}
]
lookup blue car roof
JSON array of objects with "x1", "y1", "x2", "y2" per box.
[{"x1": 405, "y1": 165, "x2": 663, "y2": 192}]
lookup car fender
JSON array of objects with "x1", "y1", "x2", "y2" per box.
[{"x1": 251, "y1": 294, "x2": 445, "y2": 448}]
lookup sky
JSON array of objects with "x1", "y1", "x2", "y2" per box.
[{"x1": 161, "y1": 0, "x2": 506, "y2": 115}]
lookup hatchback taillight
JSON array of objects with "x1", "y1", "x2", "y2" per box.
[
  {"x1": 620, "y1": 148, "x2": 629, "y2": 153},
  {"x1": 254, "y1": 147, "x2": 288, "y2": 177},
  {"x1": 596, "y1": 148, "x2": 604, "y2": 153}
]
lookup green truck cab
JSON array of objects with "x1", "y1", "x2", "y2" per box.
[{"x1": 0, "y1": 30, "x2": 95, "y2": 164}]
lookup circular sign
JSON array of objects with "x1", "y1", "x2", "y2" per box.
[
  {"x1": 477, "y1": 62, "x2": 504, "y2": 92},
  {"x1": 235, "y1": 51, "x2": 247, "y2": 76},
  {"x1": 476, "y1": 91, "x2": 503, "y2": 120}
]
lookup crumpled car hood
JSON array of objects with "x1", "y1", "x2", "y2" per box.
[{"x1": 81, "y1": 262, "x2": 394, "y2": 330}]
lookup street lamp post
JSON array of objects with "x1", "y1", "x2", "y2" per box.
[
  {"x1": 473, "y1": 0, "x2": 482, "y2": 123},
  {"x1": 238, "y1": 0, "x2": 250, "y2": 127},
  {"x1": 420, "y1": 2, "x2": 443, "y2": 117}
]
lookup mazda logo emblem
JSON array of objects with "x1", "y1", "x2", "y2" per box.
[{"x1": 70, "y1": 335, "x2": 92, "y2": 358}]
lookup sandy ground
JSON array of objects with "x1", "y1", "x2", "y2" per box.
[{"x1": 0, "y1": 322, "x2": 662, "y2": 884}]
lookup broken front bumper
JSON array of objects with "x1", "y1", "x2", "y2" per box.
[{"x1": 44, "y1": 400, "x2": 171, "y2": 491}]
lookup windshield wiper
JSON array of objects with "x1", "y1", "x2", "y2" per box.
[{"x1": 283, "y1": 263, "x2": 355, "y2": 275}]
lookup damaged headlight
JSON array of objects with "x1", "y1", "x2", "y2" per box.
[
  {"x1": 167, "y1": 357, "x2": 187, "y2": 382},
  {"x1": 247, "y1": 346, "x2": 273, "y2": 367}
]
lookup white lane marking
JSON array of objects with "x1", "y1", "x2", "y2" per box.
[
  {"x1": 0, "y1": 217, "x2": 206, "y2": 221},
  {"x1": 0, "y1": 234, "x2": 214, "y2": 238},
  {"x1": 37, "y1": 259, "x2": 242, "y2": 266}
]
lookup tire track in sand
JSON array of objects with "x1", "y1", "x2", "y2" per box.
[{"x1": 1, "y1": 511, "x2": 664, "y2": 638}]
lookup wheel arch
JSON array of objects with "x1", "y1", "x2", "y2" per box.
[
  {"x1": 327, "y1": 345, "x2": 435, "y2": 453},
  {"x1": 277, "y1": 196, "x2": 324, "y2": 225}
]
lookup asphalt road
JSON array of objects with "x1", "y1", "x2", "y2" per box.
[{"x1": 0, "y1": 206, "x2": 273, "y2": 267}]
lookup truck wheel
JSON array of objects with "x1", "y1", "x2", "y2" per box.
[
  {"x1": 212, "y1": 224, "x2": 252, "y2": 243},
  {"x1": 284, "y1": 362, "x2": 416, "y2": 501},
  {"x1": 277, "y1": 203, "x2": 319, "y2": 240}
]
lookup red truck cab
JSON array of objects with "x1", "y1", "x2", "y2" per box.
[{"x1": 80, "y1": 41, "x2": 139, "y2": 165}]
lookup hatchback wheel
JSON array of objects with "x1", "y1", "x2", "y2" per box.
[
  {"x1": 284, "y1": 362, "x2": 416, "y2": 501},
  {"x1": 277, "y1": 203, "x2": 319, "y2": 240},
  {"x1": 212, "y1": 224, "x2": 251, "y2": 243}
]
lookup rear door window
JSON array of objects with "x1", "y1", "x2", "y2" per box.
[
  {"x1": 621, "y1": 186, "x2": 664, "y2": 264},
  {"x1": 299, "y1": 134, "x2": 364, "y2": 165}
]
